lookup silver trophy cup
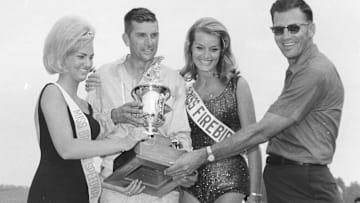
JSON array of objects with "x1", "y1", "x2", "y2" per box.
[{"x1": 131, "y1": 84, "x2": 171, "y2": 136}]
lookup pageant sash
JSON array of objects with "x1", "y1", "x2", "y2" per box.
[
  {"x1": 35, "y1": 83, "x2": 101, "y2": 203},
  {"x1": 185, "y1": 84, "x2": 235, "y2": 143},
  {"x1": 53, "y1": 83, "x2": 101, "y2": 203}
]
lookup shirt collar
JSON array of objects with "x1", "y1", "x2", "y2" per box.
[
  {"x1": 115, "y1": 54, "x2": 129, "y2": 66},
  {"x1": 287, "y1": 43, "x2": 319, "y2": 75}
]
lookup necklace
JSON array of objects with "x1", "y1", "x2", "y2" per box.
[
  {"x1": 206, "y1": 91, "x2": 215, "y2": 99},
  {"x1": 194, "y1": 81, "x2": 217, "y2": 100},
  {"x1": 199, "y1": 87, "x2": 217, "y2": 100}
]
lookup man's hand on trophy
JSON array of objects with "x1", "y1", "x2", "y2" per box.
[
  {"x1": 84, "y1": 69, "x2": 100, "y2": 92},
  {"x1": 102, "y1": 179, "x2": 145, "y2": 197},
  {"x1": 173, "y1": 170, "x2": 198, "y2": 188},
  {"x1": 111, "y1": 102, "x2": 144, "y2": 126},
  {"x1": 164, "y1": 149, "x2": 207, "y2": 177}
]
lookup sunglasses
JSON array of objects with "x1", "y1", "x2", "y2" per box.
[{"x1": 270, "y1": 23, "x2": 309, "y2": 36}]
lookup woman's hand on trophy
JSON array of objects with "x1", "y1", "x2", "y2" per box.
[
  {"x1": 246, "y1": 194, "x2": 262, "y2": 203},
  {"x1": 109, "y1": 134, "x2": 143, "y2": 151},
  {"x1": 129, "y1": 127, "x2": 148, "y2": 142},
  {"x1": 173, "y1": 171, "x2": 198, "y2": 188},
  {"x1": 111, "y1": 102, "x2": 144, "y2": 126},
  {"x1": 123, "y1": 179, "x2": 146, "y2": 196},
  {"x1": 120, "y1": 129, "x2": 148, "y2": 151},
  {"x1": 84, "y1": 70, "x2": 100, "y2": 92},
  {"x1": 102, "y1": 179, "x2": 145, "y2": 197}
]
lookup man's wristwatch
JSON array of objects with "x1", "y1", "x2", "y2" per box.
[{"x1": 206, "y1": 146, "x2": 215, "y2": 162}]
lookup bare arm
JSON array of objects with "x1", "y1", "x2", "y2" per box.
[
  {"x1": 212, "y1": 112, "x2": 294, "y2": 160},
  {"x1": 236, "y1": 78, "x2": 262, "y2": 195},
  {"x1": 165, "y1": 109, "x2": 294, "y2": 177},
  {"x1": 42, "y1": 85, "x2": 138, "y2": 160}
]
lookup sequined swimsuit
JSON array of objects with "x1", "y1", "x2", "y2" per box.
[{"x1": 184, "y1": 77, "x2": 249, "y2": 203}]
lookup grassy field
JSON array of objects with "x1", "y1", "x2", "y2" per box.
[{"x1": 0, "y1": 187, "x2": 28, "y2": 203}]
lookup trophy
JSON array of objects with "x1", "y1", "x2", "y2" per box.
[
  {"x1": 131, "y1": 83, "x2": 171, "y2": 137},
  {"x1": 103, "y1": 57, "x2": 185, "y2": 197}
]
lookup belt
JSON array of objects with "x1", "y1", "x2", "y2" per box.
[{"x1": 266, "y1": 154, "x2": 326, "y2": 167}]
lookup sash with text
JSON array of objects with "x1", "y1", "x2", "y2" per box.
[
  {"x1": 185, "y1": 84, "x2": 235, "y2": 143},
  {"x1": 53, "y1": 83, "x2": 101, "y2": 203}
]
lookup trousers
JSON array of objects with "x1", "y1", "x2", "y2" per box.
[{"x1": 264, "y1": 158, "x2": 343, "y2": 203}]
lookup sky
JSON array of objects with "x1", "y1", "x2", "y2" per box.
[{"x1": 0, "y1": 0, "x2": 359, "y2": 187}]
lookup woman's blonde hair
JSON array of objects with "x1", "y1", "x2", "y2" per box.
[
  {"x1": 180, "y1": 17, "x2": 238, "y2": 83},
  {"x1": 43, "y1": 16, "x2": 95, "y2": 74}
]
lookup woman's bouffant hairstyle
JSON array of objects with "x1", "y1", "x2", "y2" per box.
[
  {"x1": 43, "y1": 16, "x2": 95, "y2": 74},
  {"x1": 180, "y1": 17, "x2": 238, "y2": 83}
]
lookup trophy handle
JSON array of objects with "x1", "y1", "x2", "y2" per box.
[
  {"x1": 131, "y1": 87, "x2": 140, "y2": 102},
  {"x1": 163, "y1": 89, "x2": 171, "y2": 101}
]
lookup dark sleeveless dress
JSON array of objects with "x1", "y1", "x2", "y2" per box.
[
  {"x1": 28, "y1": 84, "x2": 100, "y2": 203},
  {"x1": 184, "y1": 77, "x2": 250, "y2": 203}
]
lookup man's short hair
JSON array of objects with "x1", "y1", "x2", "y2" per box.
[
  {"x1": 270, "y1": 0, "x2": 313, "y2": 23},
  {"x1": 124, "y1": 8, "x2": 157, "y2": 34}
]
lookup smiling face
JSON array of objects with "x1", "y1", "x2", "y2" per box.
[
  {"x1": 123, "y1": 21, "x2": 159, "y2": 63},
  {"x1": 64, "y1": 42, "x2": 94, "y2": 82},
  {"x1": 191, "y1": 31, "x2": 221, "y2": 73},
  {"x1": 273, "y1": 8, "x2": 315, "y2": 64}
]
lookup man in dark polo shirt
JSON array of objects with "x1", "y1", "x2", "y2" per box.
[{"x1": 165, "y1": 0, "x2": 344, "y2": 202}]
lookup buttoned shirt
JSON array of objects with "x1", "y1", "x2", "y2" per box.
[
  {"x1": 267, "y1": 44, "x2": 344, "y2": 164},
  {"x1": 87, "y1": 56, "x2": 191, "y2": 171}
]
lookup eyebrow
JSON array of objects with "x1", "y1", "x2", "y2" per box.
[
  {"x1": 134, "y1": 32, "x2": 159, "y2": 35},
  {"x1": 193, "y1": 42, "x2": 220, "y2": 48},
  {"x1": 77, "y1": 52, "x2": 92, "y2": 55},
  {"x1": 76, "y1": 52, "x2": 94, "y2": 57}
]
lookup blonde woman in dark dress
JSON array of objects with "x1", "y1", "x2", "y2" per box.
[{"x1": 28, "y1": 16, "x2": 145, "y2": 203}]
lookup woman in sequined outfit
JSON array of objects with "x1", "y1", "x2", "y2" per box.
[{"x1": 179, "y1": 17, "x2": 262, "y2": 203}]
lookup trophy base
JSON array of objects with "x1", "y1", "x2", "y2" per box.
[{"x1": 103, "y1": 135, "x2": 184, "y2": 197}]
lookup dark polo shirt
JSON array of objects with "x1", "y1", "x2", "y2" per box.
[{"x1": 267, "y1": 43, "x2": 344, "y2": 164}]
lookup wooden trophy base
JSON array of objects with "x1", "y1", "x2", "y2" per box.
[{"x1": 103, "y1": 134, "x2": 184, "y2": 197}]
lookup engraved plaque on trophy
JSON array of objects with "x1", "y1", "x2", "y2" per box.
[
  {"x1": 103, "y1": 57, "x2": 185, "y2": 197},
  {"x1": 103, "y1": 135, "x2": 185, "y2": 197}
]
